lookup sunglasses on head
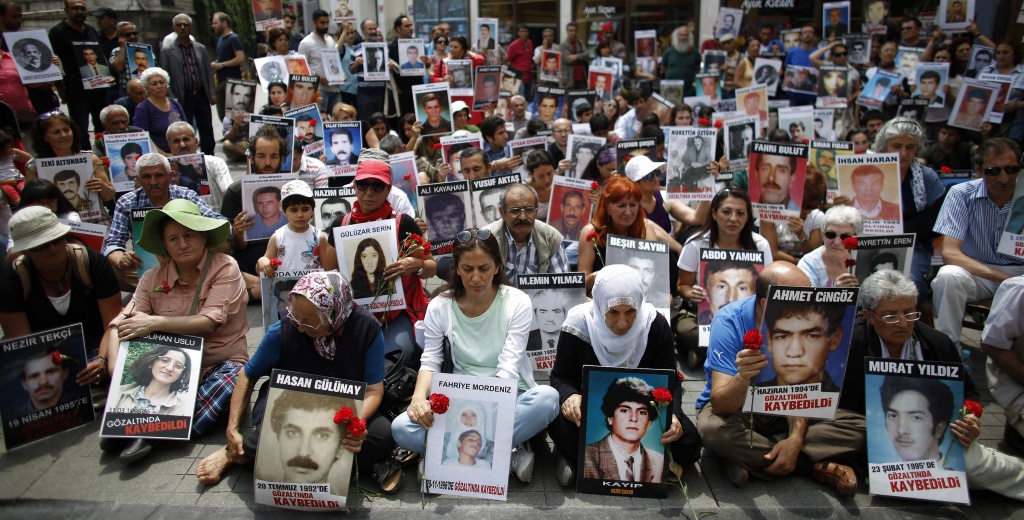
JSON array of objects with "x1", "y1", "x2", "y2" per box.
[
  {"x1": 456, "y1": 228, "x2": 491, "y2": 243},
  {"x1": 436, "y1": 39, "x2": 449, "y2": 45},
  {"x1": 981, "y1": 165, "x2": 1022, "y2": 176},
  {"x1": 39, "y1": 110, "x2": 63, "y2": 120},
  {"x1": 354, "y1": 180, "x2": 388, "y2": 192},
  {"x1": 823, "y1": 230, "x2": 854, "y2": 241}
]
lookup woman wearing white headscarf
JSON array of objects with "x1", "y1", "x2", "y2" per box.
[
  {"x1": 549, "y1": 265, "x2": 702, "y2": 487},
  {"x1": 443, "y1": 401, "x2": 495, "y2": 465}
]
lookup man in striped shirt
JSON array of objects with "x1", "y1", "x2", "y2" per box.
[
  {"x1": 932, "y1": 138, "x2": 1024, "y2": 355},
  {"x1": 483, "y1": 183, "x2": 569, "y2": 287}
]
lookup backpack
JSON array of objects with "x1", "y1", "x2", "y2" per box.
[{"x1": 13, "y1": 243, "x2": 92, "y2": 300}]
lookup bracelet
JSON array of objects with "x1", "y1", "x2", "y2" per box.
[{"x1": 97, "y1": 356, "x2": 107, "y2": 367}]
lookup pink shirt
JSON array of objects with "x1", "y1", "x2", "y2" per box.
[
  {"x1": 112, "y1": 250, "x2": 249, "y2": 375},
  {"x1": 0, "y1": 50, "x2": 34, "y2": 112}
]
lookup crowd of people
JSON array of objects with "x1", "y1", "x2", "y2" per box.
[{"x1": 1, "y1": 0, "x2": 1024, "y2": 505}]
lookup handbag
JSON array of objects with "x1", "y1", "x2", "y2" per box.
[
  {"x1": 440, "y1": 335, "x2": 454, "y2": 374},
  {"x1": 380, "y1": 349, "x2": 417, "y2": 420}
]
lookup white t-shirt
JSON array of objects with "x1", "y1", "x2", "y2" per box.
[
  {"x1": 273, "y1": 225, "x2": 327, "y2": 271},
  {"x1": 677, "y1": 231, "x2": 774, "y2": 272}
]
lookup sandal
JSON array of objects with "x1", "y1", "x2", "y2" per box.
[
  {"x1": 372, "y1": 458, "x2": 405, "y2": 495},
  {"x1": 391, "y1": 446, "x2": 419, "y2": 468}
]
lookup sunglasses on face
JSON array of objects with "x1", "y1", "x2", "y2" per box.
[
  {"x1": 456, "y1": 228, "x2": 491, "y2": 243},
  {"x1": 823, "y1": 230, "x2": 854, "y2": 241},
  {"x1": 981, "y1": 165, "x2": 1022, "y2": 176},
  {"x1": 354, "y1": 180, "x2": 387, "y2": 192},
  {"x1": 832, "y1": 52, "x2": 847, "y2": 57},
  {"x1": 122, "y1": 31, "x2": 138, "y2": 37},
  {"x1": 176, "y1": 23, "x2": 192, "y2": 28}
]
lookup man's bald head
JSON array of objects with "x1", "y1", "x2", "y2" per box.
[{"x1": 756, "y1": 261, "x2": 811, "y2": 303}]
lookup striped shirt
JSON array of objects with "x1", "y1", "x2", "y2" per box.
[
  {"x1": 503, "y1": 225, "x2": 570, "y2": 286},
  {"x1": 933, "y1": 178, "x2": 1023, "y2": 266},
  {"x1": 178, "y1": 41, "x2": 202, "y2": 92},
  {"x1": 102, "y1": 185, "x2": 226, "y2": 257}
]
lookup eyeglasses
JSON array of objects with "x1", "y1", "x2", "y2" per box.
[
  {"x1": 871, "y1": 310, "x2": 922, "y2": 324},
  {"x1": 122, "y1": 31, "x2": 138, "y2": 37},
  {"x1": 436, "y1": 39, "x2": 449, "y2": 45},
  {"x1": 354, "y1": 180, "x2": 387, "y2": 192},
  {"x1": 176, "y1": 23, "x2": 192, "y2": 28},
  {"x1": 823, "y1": 230, "x2": 854, "y2": 241},
  {"x1": 638, "y1": 172, "x2": 657, "y2": 182},
  {"x1": 156, "y1": 356, "x2": 186, "y2": 371},
  {"x1": 505, "y1": 206, "x2": 537, "y2": 216},
  {"x1": 456, "y1": 228, "x2": 491, "y2": 242},
  {"x1": 981, "y1": 165, "x2": 1022, "y2": 176},
  {"x1": 901, "y1": 26, "x2": 916, "y2": 31},
  {"x1": 286, "y1": 309, "x2": 326, "y2": 331}
]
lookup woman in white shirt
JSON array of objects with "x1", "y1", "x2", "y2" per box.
[
  {"x1": 797, "y1": 205, "x2": 863, "y2": 288},
  {"x1": 391, "y1": 228, "x2": 559, "y2": 484}
]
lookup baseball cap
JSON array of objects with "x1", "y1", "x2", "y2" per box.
[
  {"x1": 624, "y1": 155, "x2": 665, "y2": 182},
  {"x1": 451, "y1": 100, "x2": 469, "y2": 115},
  {"x1": 91, "y1": 7, "x2": 116, "y2": 18},
  {"x1": 281, "y1": 180, "x2": 314, "y2": 202},
  {"x1": 354, "y1": 159, "x2": 392, "y2": 185}
]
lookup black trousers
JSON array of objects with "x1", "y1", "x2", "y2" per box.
[{"x1": 181, "y1": 89, "x2": 216, "y2": 156}]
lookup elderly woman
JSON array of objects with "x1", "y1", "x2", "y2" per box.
[
  {"x1": 796, "y1": 205, "x2": 862, "y2": 287},
  {"x1": 391, "y1": 228, "x2": 559, "y2": 484},
  {"x1": 133, "y1": 67, "x2": 187, "y2": 154},
  {"x1": 195, "y1": 272, "x2": 402, "y2": 493},
  {"x1": 549, "y1": 265, "x2": 701, "y2": 487},
  {"x1": 104, "y1": 199, "x2": 249, "y2": 464},
  {"x1": 0, "y1": 207, "x2": 122, "y2": 388},
  {"x1": 841, "y1": 270, "x2": 1024, "y2": 500},
  {"x1": 24, "y1": 112, "x2": 116, "y2": 225}
]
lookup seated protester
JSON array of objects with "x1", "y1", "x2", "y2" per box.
[
  {"x1": 981, "y1": 275, "x2": 1024, "y2": 457},
  {"x1": 104, "y1": 199, "x2": 249, "y2": 464},
  {"x1": 479, "y1": 116, "x2": 521, "y2": 175},
  {"x1": 578, "y1": 176, "x2": 678, "y2": 292},
  {"x1": 919, "y1": 125, "x2": 976, "y2": 171},
  {"x1": 113, "y1": 78, "x2": 147, "y2": 124},
  {"x1": 451, "y1": 101, "x2": 480, "y2": 133},
  {"x1": 195, "y1": 272, "x2": 403, "y2": 493},
  {"x1": 613, "y1": 90, "x2": 647, "y2": 141},
  {"x1": 133, "y1": 67, "x2": 187, "y2": 155},
  {"x1": 932, "y1": 138, "x2": 1024, "y2": 355},
  {"x1": 513, "y1": 118, "x2": 548, "y2": 140},
  {"x1": 696, "y1": 261, "x2": 864, "y2": 497},
  {"x1": 255, "y1": 180, "x2": 337, "y2": 273},
  {"x1": 0, "y1": 207, "x2": 122, "y2": 389},
  {"x1": 391, "y1": 228, "x2": 560, "y2": 483},
  {"x1": 547, "y1": 118, "x2": 573, "y2": 166},
  {"x1": 92, "y1": 104, "x2": 146, "y2": 158},
  {"x1": 165, "y1": 122, "x2": 233, "y2": 213},
  {"x1": 759, "y1": 167, "x2": 827, "y2": 264},
  {"x1": 325, "y1": 156, "x2": 435, "y2": 365},
  {"x1": 847, "y1": 270, "x2": 1024, "y2": 500},
  {"x1": 634, "y1": 154, "x2": 708, "y2": 237},
  {"x1": 796, "y1": 206, "x2": 862, "y2": 288},
  {"x1": 548, "y1": 265, "x2": 701, "y2": 487},
  {"x1": 102, "y1": 153, "x2": 225, "y2": 292},
  {"x1": 676, "y1": 189, "x2": 772, "y2": 351},
  {"x1": 581, "y1": 144, "x2": 618, "y2": 191},
  {"x1": 524, "y1": 151, "x2": 555, "y2": 219},
  {"x1": 482, "y1": 182, "x2": 569, "y2": 286}
]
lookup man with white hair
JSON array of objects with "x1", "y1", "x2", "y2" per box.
[
  {"x1": 92, "y1": 104, "x2": 146, "y2": 158},
  {"x1": 101, "y1": 153, "x2": 226, "y2": 290},
  {"x1": 166, "y1": 122, "x2": 233, "y2": 212},
  {"x1": 509, "y1": 95, "x2": 530, "y2": 132},
  {"x1": 160, "y1": 13, "x2": 216, "y2": 155},
  {"x1": 660, "y1": 26, "x2": 699, "y2": 97}
]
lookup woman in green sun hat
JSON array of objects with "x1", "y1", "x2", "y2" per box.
[{"x1": 102, "y1": 199, "x2": 250, "y2": 465}]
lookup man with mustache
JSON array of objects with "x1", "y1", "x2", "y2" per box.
[
  {"x1": 754, "y1": 152, "x2": 800, "y2": 211},
  {"x1": 482, "y1": 183, "x2": 569, "y2": 286},
  {"x1": 270, "y1": 391, "x2": 347, "y2": 483},
  {"x1": 550, "y1": 189, "x2": 586, "y2": 241},
  {"x1": 53, "y1": 169, "x2": 93, "y2": 216},
  {"x1": 166, "y1": 122, "x2": 232, "y2": 211},
  {"x1": 18, "y1": 349, "x2": 72, "y2": 414},
  {"x1": 525, "y1": 289, "x2": 568, "y2": 351}
]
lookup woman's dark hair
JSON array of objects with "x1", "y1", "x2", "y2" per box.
[
  {"x1": 582, "y1": 142, "x2": 616, "y2": 182},
  {"x1": 692, "y1": 189, "x2": 756, "y2": 250},
  {"x1": 351, "y1": 238, "x2": 387, "y2": 293},
  {"x1": 845, "y1": 127, "x2": 868, "y2": 142},
  {"x1": 0, "y1": 128, "x2": 14, "y2": 151},
  {"x1": 19, "y1": 178, "x2": 77, "y2": 216},
  {"x1": 997, "y1": 39, "x2": 1024, "y2": 66},
  {"x1": 695, "y1": 105, "x2": 715, "y2": 120},
  {"x1": 767, "y1": 128, "x2": 791, "y2": 142},
  {"x1": 32, "y1": 113, "x2": 83, "y2": 157},
  {"x1": 670, "y1": 103, "x2": 692, "y2": 124},
  {"x1": 369, "y1": 112, "x2": 388, "y2": 129},
  {"x1": 399, "y1": 112, "x2": 418, "y2": 143},
  {"x1": 640, "y1": 112, "x2": 660, "y2": 129},
  {"x1": 130, "y1": 346, "x2": 192, "y2": 393},
  {"x1": 802, "y1": 166, "x2": 828, "y2": 213},
  {"x1": 268, "y1": 81, "x2": 287, "y2": 94},
  {"x1": 447, "y1": 228, "x2": 511, "y2": 299},
  {"x1": 450, "y1": 35, "x2": 468, "y2": 53},
  {"x1": 267, "y1": 27, "x2": 289, "y2": 49}
]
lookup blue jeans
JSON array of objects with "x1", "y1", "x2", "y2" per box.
[
  {"x1": 383, "y1": 312, "x2": 419, "y2": 367},
  {"x1": 391, "y1": 385, "x2": 559, "y2": 452},
  {"x1": 910, "y1": 247, "x2": 933, "y2": 304}
]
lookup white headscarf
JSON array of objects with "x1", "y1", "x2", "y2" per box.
[
  {"x1": 561, "y1": 265, "x2": 659, "y2": 368},
  {"x1": 445, "y1": 401, "x2": 490, "y2": 462}
]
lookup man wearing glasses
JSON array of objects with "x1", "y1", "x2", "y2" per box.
[
  {"x1": 482, "y1": 183, "x2": 569, "y2": 286},
  {"x1": 898, "y1": 18, "x2": 927, "y2": 49},
  {"x1": 932, "y1": 138, "x2": 1024, "y2": 364}
]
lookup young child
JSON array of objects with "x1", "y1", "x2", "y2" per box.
[
  {"x1": 0, "y1": 129, "x2": 31, "y2": 207},
  {"x1": 257, "y1": 180, "x2": 338, "y2": 276}
]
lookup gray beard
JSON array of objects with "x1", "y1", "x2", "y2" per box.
[{"x1": 675, "y1": 41, "x2": 691, "y2": 53}]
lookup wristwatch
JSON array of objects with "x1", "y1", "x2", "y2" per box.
[{"x1": 416, "y1": 258, "x2": 425, "y2": 277}]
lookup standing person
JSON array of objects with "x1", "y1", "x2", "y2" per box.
[
  {"x1": 210, "y1": 12, "x2": 244, "y2": 121},
  {"x1": 48, "y1": 0, "x2": 113, "y2": 149},
  {"x1": 91, "y1": 7, "x2": 118, "y2": 62},
  {"x1": 388, "y1": 15, "x2": 427, "y2": 120},
  {"x1": 1, "y1": 0, "x2": 53, "y2": 122},
  {"x1": 298, "y1": 10, "x2": 340, "y2": 113},
  {"x1": 107, "y1": 21, "x2": 137, "y2": 97},
  {"x1": 660, "y1": 26, "x2": 700, "y2": 97},
  {"x1": 783, "y1": 23, "x2": 820, "y2": 106},
  {"x1": 533, "y1": 28, "x2": 557, "y2": 85},
  {"x1": 899, "y1": 17, "x2": 927, "y2": 49},
  {"x1": 390, "y1": 228, "x2": 560, "y2": 484},
  {"x1": 349, "y1": 19, "x2": 386, "y2": 120},
  {"x1": 160, "y1": 14, "x2": 215, "y2": 155},
  {"x1": 506, "y1": 24, "x2": 536, "y2": 101},
  {"x1": 558, "y1": 22, "x2": 590, "y2": 89},
  {"x1": 282, "y1": 11, "x2": 303, "y2": 52}
]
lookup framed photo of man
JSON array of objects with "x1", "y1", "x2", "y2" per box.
[
  {"x1": 475, "y1": 18, "x2": 498, "y2": 51},
  {"x1": 252, "y1": 0, "x2": 285, "y2": 31},
  {"x1": 397, "y1": 39, "x2": 426, "y2": 77},
  {"x1": 104, "y1": 131, "x2": 152, "y2": 192},
  {"x1": 3, "y1": 30, "x2": 61, "y2": 83},
  {"x1": 937, "y1": 0, "x2": 974, "y2": 31},
  {"x1": 606, "y1": 235, "x2": 672, "y2": 313},
  {"x1": 850, "y1": 234, "x2": 915, "y2": 282},
  {"x1": 822, "y1": 1, "x2": 851, "y2": 40},
  {"x1": 249, "y1": 114, "x2": 297, "y2": 173},
  {"x1": 696, "y1": 249, "x2": 764, "y2": 346},
  {"x1": 412, "y1": 83, "x2": 454, "y2": 136},
  {"x1": 73, "y1": 41, "x2": 112, "y2": 89},
  {"x1": 260, "y1": 270, "x2": 319, "y2": 328},
  {"x1": 948, "y1": 79, "x2": 999, "y2": 133},
  {"x1": 255, "y1": 56, "x2": 289, "y2": 91},
  {"x1": 225, "y1": 78, "x2": 258, "y2": 117},
  {"x1": 241, "y1": 174, "x2": 298, "y2": 241},
  {"x1": 417, "y1": 180, "x2": 471, "y2": 256},
  {"x1": 126, "y1": 42, "x2": 155, "y2": 79},
  {"x1": 35, "y1": 154, "x2": 106, "y2": 224},
  {"x1": 577, "y1": 366, "x2": 674, "y2": 497},
  {"x1": 169, "y1": 153, "x2": 208, "y2": 196},
  {"x1": 539, "y1": 50, "x2": 561, "y2": 84},
  {"x1": 518, "y1": 272, "x2": 586, "y2": 371},
  {"x1": 362, "y1": 42, "x2": 389, "y2": 81},
  {"x1": 330, "y1": 0, "x2": 357, "y2": 25},
  {"x1": 665, "y1": 127, "x2": 717, "y2": 200},
  {"x1": 965, "y1": 45, "x2": 994, "y2": 78},
  {"x1": 547, "y1": 175, "x2": 596, "y2": 241},
  {"x1": 313, "y1": 187, "x2": 357, "y2": 230},
  {"x1": 715, "y1": 7, "x2": 743, "y2": 40},
  {"x1": 747, "y1": 140, "x2": 808, "y2": 222},
  {"x1": 473, "y1": 66, "x2": 502, "y2": 110}
]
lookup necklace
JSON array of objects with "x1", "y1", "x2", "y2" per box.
[{"x1": 37, "y1": 252, "x2": 71, "y2": 293}]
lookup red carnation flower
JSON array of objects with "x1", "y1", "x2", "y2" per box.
[
  {"x1": 269, "y1": 258, "x2": 283, "y2": 269},
  {"x1": 586, "y1": 231, "x2": 600, "y2": 243},
  {"x1": 842, "y1": 236, "x2": 859, "y2": 250},
  {"x1": 802, "y1": 139, "x2": 809, "y2": 144},
  {"x1": 652, "y1": 387, "x2": 672, "y2": 405},
  {"x1": 403, "y1": 173, "x2": 412, "y2": 181},
  {"x1": 698, "y1": 118, "x2": 710, "y2": 126},
  {"x1": 677, "y1": 370, "x2": 686, "y2": 382},
  {"x1": 310, "y1": 119, "x2": 318, "y2": 126},
  {"x1": 346, "y1": 416, "x2": 367, "y2": 437},
  {"x1": 854, "y1": 149, "x2": 865, "y2": 154},
  {"x1": 51, "y1": 351, "x2": 63, "y2": 367},
  {"x1": 623, "y1": 155, "x2": 632, "y2": 163},
  {"x1": 100, "y1": 157, "x2": 111, "y2": 167},
  {"x1": 95, "y1": 132, "x2": 104, "y2": 140},
  {"x1": 333, "y1": 406, "x2": 355, "y2": 424},
  {"x1": 157, "y1": 281, "x2": 171, "y2": 293},
  {"x1": 429, "y1": 393, "x2": 450, "y2": 414},
  {"x1": 940, "y1": 166, "x2": 952, "y2": 174},
  {"x1": 964, "y1": 400, "x2": 984, "y2": 418},
  {"x1": 743, "y1": 329, "x2": 763, "y2": 351},
  {"x1": 433, "y1": 142, "x2": 443, "y2": 149},
  {"x1": 591, "y1": 181, "x2": 600, "y2": 190},
  {"x1": 844, "y1": 258, "x2": 857, "y2": 268},
  {"x1": 713, "y1": 120, "x2": 723, "y2": 128}
]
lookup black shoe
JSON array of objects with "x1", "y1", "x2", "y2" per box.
[
  {"x1": 119, "y1": 438, "x2": 157, "y2": 464},
  {"x1": 99, "y1": 437, "x2": 126, "y2": 452},
  {"x1": 1004, "y1": 422, "x2": 1024, "y2": 455},
  {"x1": 372, "y1": 458, "x2": 405, "y2": 495}
]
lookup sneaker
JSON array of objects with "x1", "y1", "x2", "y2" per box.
[
  {"x1": 556, "y1": 454, "x2": 575, "y2": 487},
  {"x1": 812, "y1": 461, "x2": 857, "y2": 497},
  {"x1": 725, "y1": 461, "x2": 748, "y2": 488},
  {"x1": 510, "y1": 444, "x2": 535, "y2": 483}
]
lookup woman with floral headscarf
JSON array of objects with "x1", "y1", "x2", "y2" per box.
[
  {"x1": 195, "y1": 272, "x2": 405, "y2": 494},
  {"x1": 549, "y1": 265, "x2": 701, "y2": 487}
]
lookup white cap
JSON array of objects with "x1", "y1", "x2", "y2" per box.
[
  {"x1": 451, "y1": 100, "x2": 470, "y2": 114},
  {"x1": 623, "y1": 155, "x2": 665, "y2": 182},
  {"x1": 281, "y1": 179, "x2": 314, "y2": 201}
]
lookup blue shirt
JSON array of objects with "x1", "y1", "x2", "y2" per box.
[
  {"x1": 696, "y1": 295, "x2": 757, "y2": 410},
  {"x1": 215, "y1": 32, "x2": 243, "y2": 82},
  {"x1": 245, "y1": 321, "x2": 386, "y2": 384},
  {"x1": 101, "y1": 185, "x2": 225, "y2": 257},
  {"x1": 783, "y1": 46, "x2": 816, "y2": 105},
  {"x1": 933, "y1": 178, "x2": 1024, "y2": 266},
  {"x1": 483, "y1": 141, "x2": 512, "y2": 175}
]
